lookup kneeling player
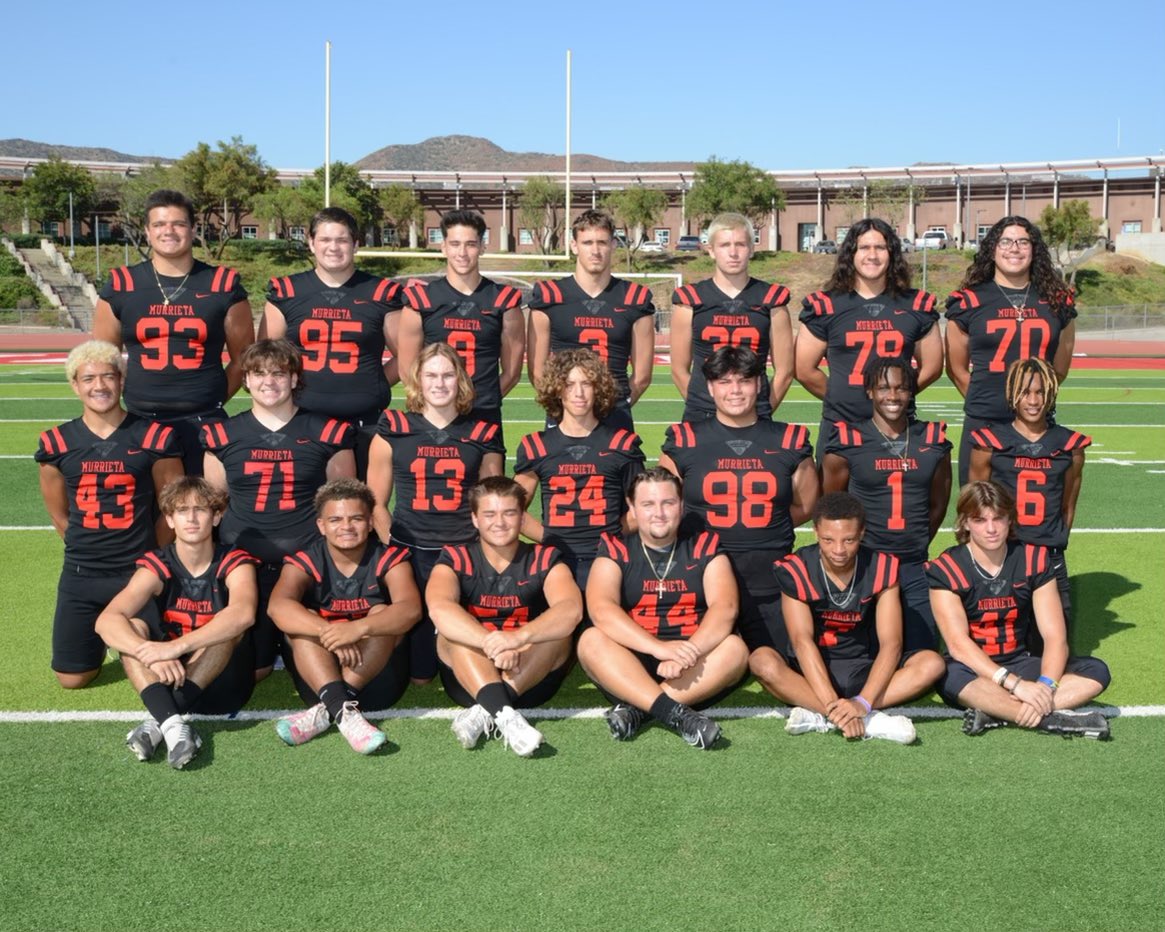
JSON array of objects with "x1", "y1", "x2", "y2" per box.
[
  {"x1": 578, "y1": 468, "x2": 749, "y2": 749},
  {"x1": 96, "y1": 478, "x2": 258, "y2": 769},
  {"x1": 427, "y1": 477, "x2": 583, "y2": 757},
  {"x1": 752, "y1": 493, "x2": 944, "y2": 744},
  {"x1": 269, "y1": 479, "x2": 422, "y2": 754},
  {"x1": 929, "y1": 481, "x2": 1111, "y2": 739}
]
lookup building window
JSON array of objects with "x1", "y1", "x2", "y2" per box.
[
  {"x1": 482, "y1": 228, "x2": 490, "y2": 246},
  {"x1": 977, "y1": 225, "x2": 991, "y2": 242},
  {"x1": 289, "y1": 226, "x2": 306, "y2": 242},
  {"x1": 242, "y1": 225, "x2": 258, "y2": 240},
  {"x1": 518, "y1": 228, "x2": 534, "y2": 245},
  {"x1": 654, "y1": 228, "x2": 670, "y2": 245},
  {"x1": 1121, "y1": 221, "x2": 1142, "y2": 234},
  {"x1": 753, "y1": 229, "x2": 761, "y2": 245},
  {"x1": 380, "y1": 226, "x2": 399, "y2": 246},
  {"x1": 616, "y1": 227, "x2": 627, "y2": 240},
  {"x1": 428, "y1": 228, "x2": 443, "y2": 245}
]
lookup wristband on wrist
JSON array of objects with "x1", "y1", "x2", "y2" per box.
[
  {"x1": 1006, "y1": 674, "x2": 1020, "y2": 694},
  {"x1": 854, "y1": 695, "x2": 872, "y2": 714},
  {"x1": 993, "y1": 667, "x2": 1010, "y2": 686},
  {"x1": 1037, "y1": 675, "x2": 1059, "y2": 690}
]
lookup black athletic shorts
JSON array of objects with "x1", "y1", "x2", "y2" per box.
[
  {"x1": 939, "y1": 652, "x2": 1111, "y2": 707},
  {"x1": 437, "y1": 656, "x2": 570, "y2": 710},
  {"x1": 52, "y1": 564, "x2": 150, "y2": 674}
]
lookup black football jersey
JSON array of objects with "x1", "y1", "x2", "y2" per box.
[
  {"x1": 945, "y1": 285, "x2": 1077, "y2": 422},
  {"x1": 596, "y1": 530, "x2": 721, "y2": 640},
  {"x1": 283, "y1": 537, "x2": 412, "y2": 622},
  {"x1": 824, "y1": 419, "x2": 952, "y2": 562},
  {"x1": 672, "y1": 277, "x2": 791, "y2": 419},
  {"x1": 528, "y1": 276, "x2": 655, "y2": 402},
  {"x1": 403, "y1": 276, "x2": 522, "y2": 414},
  {"x1": 36, "y1": 414, "x2": 178, "y2": 572},
  {"x1": 774, "y1": 545, "x2": 899, "y2": 660},
  {"x1": 376, "y1": 410, "x2": 504, "y2": 546},
  {"x1": 514, "y1": 423, "x2": 645, "y2": 562},
  {"x1": 100, "y1": 260, "x2": 249, "y2": 416},
  {"x1": 436, "y1": 541, "x2": 563, "y2": 631},
  {"x1": 137, "y1": 543, "x2": 258, "y2": 640},
  {"x1": 927, "y1": 541, "x2": 1057, "y2": 664},
  {"x1": 266, "y1": 269, "x2": 401, "y2": 419},
  {"x1": 971, "y1": 423, "x2": 1090, "y2": 550},
  {"x1": 662, "y1": 418, "x2": 812, "y2": 554},
  {"x1": 201, "y1": 410, "x2": 355, "y2": 563},
  {"x1": 799, "y1": 289, "x2": 938, "y2": 423}
]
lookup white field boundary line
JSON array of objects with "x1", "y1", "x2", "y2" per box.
[
  {"x1": 4, "y1": 526, "x2": 1165, "y2": 534},
  {"x1": 5, "y1": 420, "x2": 1165, "y2": 430},
  {"x1": 1, "y1": 704, "x2": 1160, "y2": 724}
]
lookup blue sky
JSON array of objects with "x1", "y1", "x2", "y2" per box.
[{"x1": 6, "y1": 0, "x2": 1163, "y2": 171}]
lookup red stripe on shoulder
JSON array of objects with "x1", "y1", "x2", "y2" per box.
[
  {"x1": 139, "y1": 550, "x2": 170, "y2": 578},
  {"x1": 972, "y1": 428, "x2": 1002, "y2": 451}
]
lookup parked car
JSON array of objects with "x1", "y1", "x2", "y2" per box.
[
  {"x1": 813, "y1": 240, "x2": 838, "y2": 254},
  {"x1": 899, "y1": 234, "x2": 915, "y2": 253},
  {"x1": 676, "y1": 235, "x2": 702, "y2": 251},
  {"x1": 919, "y1": 230, "x2": 948, "y2": 250},
  {"x1": 613, "y1": 233, "x2": 630, "y2": 249},
  {"x1": 639, "y1": 240, "x2": 665, "y2": 254}
]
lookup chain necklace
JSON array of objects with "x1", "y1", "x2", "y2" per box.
[
  {"x1": 819, "y1": 556, "x2": 858, "y2": 608},
  {"x1": 152, "y1": 263, "x2": 190, "y2": 305},
  {"x1": 871, "y1": 420, "x2": 909, "y2": 469},
  {"x1": 968, "y1": 548, "x2": 1003, "y2": 581},
  {"x1": 641, "y1": 538, "x2": 677, "y2": 597},
  {"x1": 996, "y1": 279, "x2": 1031, "y2": 311}
]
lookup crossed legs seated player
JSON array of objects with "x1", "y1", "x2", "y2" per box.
[
  {"x1": 749, "y1": 493, "x2": 944, "y2": 743},
  {"x1": 578, "y1": 469, "x2": 749, "y2": 749},
  {"x1": 428, "y1": 478, "x2": 583, "y2": 757},
  {"x1": 268, "y1": 480, "x2": 422, "y2": 754},
  {"x1": 930, "y1": 481, "x2": 1110, "y2": 739},
  {"x1": 95, "y1": 478, "x2": 257, "y2": 769}
]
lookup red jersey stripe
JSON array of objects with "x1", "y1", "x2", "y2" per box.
[{"x1": 138, "y1": 551, "x2": 170, "y2": 578}]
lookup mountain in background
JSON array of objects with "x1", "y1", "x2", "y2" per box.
[
  {"x1": 0, "y1": 134, "x2": 695, "y2": 172},
  {"x1": 355, "y1": 135, "x2": 694, "y2": 173},
  {"x1": 0, "y1": 138, "x2": 165, "y2": 163}
]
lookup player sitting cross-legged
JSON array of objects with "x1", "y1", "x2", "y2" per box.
[
  {"x1": 578, "y1": 467, "x2": 749, "y2": 749},
  {"x1": 96, "y1": 477, "x2": 259, "y2": 769},
  {"x1": 751, "y1": 492, "x2": 944, "y2": 744},
  {"x1": 928, "y1": 480, "x2": 1111, "y2": 739},
  {"x1": 427, "y1": 477, "x2": 583, "y2": 757},
  {"x1": 268, "y1": 479, "x2": 422, "y2": 754}
]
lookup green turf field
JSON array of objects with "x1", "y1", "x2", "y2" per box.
[{"x1": 0, "y1": 364, "x2": 1162, "y2": 931}]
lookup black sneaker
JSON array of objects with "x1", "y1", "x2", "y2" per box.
[
  {"x1": 1036, "y1": 709, "x2": 1111, "y2": 740},
  {"x1": 661, "y1": 703, "x2": 721, "y2": 750},
  {"x1": 962, "y1": 708, "x2": 1006, "y2": 736},
  {"x1": 605, "y1": 703, "x2": 646, "y2": 741}
]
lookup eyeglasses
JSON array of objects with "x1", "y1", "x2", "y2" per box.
[{"x1": 998, "y1": 237, "x2": 1032, "y2": 251}]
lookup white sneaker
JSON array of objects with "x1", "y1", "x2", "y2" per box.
[
  {"x1": 494, "y1": 706, "x2": 543, "y2": 758},
  {"x1": 785, "y1": 707, "x2": 834, "y2": 735},
  {"x1": 451, "y1": 704, "x2": 494, "y2": 749},
  {"x1": 863, "y1": 710, "x2": 917, "y2": 745},
  {"x1": 336, "y1": 701, "x2": 387, "y2": 755}
]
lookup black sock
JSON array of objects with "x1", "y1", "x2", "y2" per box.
[
  {"x1": 344, "y1": 682, "x2": 359, "y2": 702},
  {"x1": 649, "y1": 693, "x2": 683, "y2": 722},
  {"x1": 318, "y1": 681, "x2": 350, "y2": 722},
  {"x1": 140, "y1": 683, "x2": 180, "y2": 725},
  {"x1": 172, "y1": 681, "x2": 203, "y2": 714},
  {"x1": 475, "y1": 682, "x2": 510, "y2": 717}
]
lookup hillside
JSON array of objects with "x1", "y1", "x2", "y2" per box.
[
  {"x1": 0, "y1": 138, "x2": 165, "y2": 163},
  {"x1": 355, "y1": 135, "x2": 693, "y2": 173}
]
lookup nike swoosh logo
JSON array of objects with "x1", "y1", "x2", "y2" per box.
[
  {"x1": 353, "y1": 299, "x2": 369, "y2": 305},
  {"x1": 686, "y1": 563, "x2": 699, "y2": 571},
  {"x1": 517, "y1": 580, "x2": 531, "y2": 586},
  {"x1": 196, "y1": 292, "x2": 212, "y2": 298},
  {"x1": 126, "y1": 448, "x2": 145, "y2": 455},
  {"x1": 296, "y1": 438, "x2": 312, "y2": 444},
  {"x1": 893, "y1": 309, "x2": 907, "y2": 314},
  {"x1": 598, "y1": 451, "x2": 615, "y2": 457},
  {"x1": 764, "y1": 449, "x2": 782, "y2": 454},
  {"x1": 918, "y1": 446, "x2": 932, "y2": 452}
]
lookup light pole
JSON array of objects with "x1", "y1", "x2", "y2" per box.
[
  {"x1": 94, "y1": 212, "x2": 101, "y2": 282},
  {"x1": 68, "y1": 191, "x2": 75, "y2": 259}
]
